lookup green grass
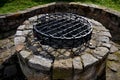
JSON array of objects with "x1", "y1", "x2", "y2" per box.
[{"x1": 0, "y1": 0, "x2": 120, "y2": 14}]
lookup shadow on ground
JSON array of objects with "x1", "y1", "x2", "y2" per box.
[{"x1": 0, "y1": 54, "x2": 26, "y2": 80}]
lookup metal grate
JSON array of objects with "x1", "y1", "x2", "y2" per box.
[{"x1": 33, "y1": 12, "x2": 92, "y2": 48}]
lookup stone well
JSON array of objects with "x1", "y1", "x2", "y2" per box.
[{"x1": 14, "y1": 14, "x2": 111, "y2": 80}]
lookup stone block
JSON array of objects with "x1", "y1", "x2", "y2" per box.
[
  {"x1": 97, "y1": 36, "x2": 110, "y2": 43},
  {"x1": 107, "y1": 61, "x2": 119, "y2": 72},
  {"x1": 27, "y1": 73, "x2": 50, "y2": 80},
  {"x1": 53, "y1": 58, "x2": 72, "y2": 80},
  {"x1": 73, "y1": 57, "x2": 83, "y2": 80},
  {"x1": 14, "y1": 36, "x2": 25, "y2": 45},
  {"x1": 81, "y1": 53, "x2": 98, "y2": 67},
  {"x1": 93, "y1": 47, "x2": 109, "y2": 59},
  {"x1": 28, "y1": 55, "x2": 53, "y2": 71},
  {"x1": 79, "y1": 66, "x2": 97, "y2": 80},
  {"x1": 18, "y1": 25, "x2": 25, "y2": 30},
  {"x1": 110, "y1": 45, "x2": 118, "y2": 53},
  {"x1": 19, "y1": 50, "x2": 32, "y2": 59},
  {"x1": 98, "y1": 31, "x2": 112, "y2": 38},
  {"x1": 23, "y1": 30, "x2": 32, "y2": 35},
  {"x1": 73, "y1": 57, "x2": 83, "y2": 72},
  {"x1": 101, "y1": 43, "x2": 111, "y2": 49},
  {"x1": 28, "y1": 16, "x2": 37, "y2": 23},
  {"x1": 15, "y1": 31, "x2": 23, "y2": 36},
  {"x1": 108, "y1": 54, "x2": 119, "y2": 61}
]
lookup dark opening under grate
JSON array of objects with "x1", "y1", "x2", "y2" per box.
[{"x1": 33, "y1": 12, "x2": 92, "y2": 48}]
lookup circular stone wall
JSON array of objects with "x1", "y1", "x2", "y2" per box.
[
  {"x1": 14, "y1": 15, "x2": 111, "y2": 80},
  {"x1": 1, "y1": 2, "x2": 120, "y2": 43}
]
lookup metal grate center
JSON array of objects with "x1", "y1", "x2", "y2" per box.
[{"x1": 33, "y1": 12, "x2": 92, "y2": 48}]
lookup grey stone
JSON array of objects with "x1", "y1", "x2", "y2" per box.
[
  {"x1": 97, "y1": 36, "x2": 110, "y2": 43},
  {"x1": 93, "y1": 47, "x2": 109, "y2": 59},
  {"x1": 4, "y1": 65, "x2": 17, "y2": 77},
  {"x1": 28, "y1": 25, "x2": 33, "y2": 29},
  {"x1": 73, "y1": 57, "x2": 83, "y2": 72},
  {"x1": 28, "y1": 16, "x2": 37, "y2": 23},
  {"x1": 23, "y1": 30, "x2": 32, "y2": 35},
  {"x1": 18, "y1": 25, "x2": 25, "y2": 30},
  {"x1": 108, "y1": 54, "x2": 119, "y2": 61},
  {"x1": 98, "y1": 31, "x2": 112, "y2": 38},
  {"x1": 59, "y1": 49, "x2": 66, "y2": 53},
  {"x1": 14, "y1": 37, "x2": 25, "y2": 45},
  {"x1": 110, "y1": 45, "x2": 118, "y2": 53},
  {"x1": 23, "y1": 20, "x2": 30, "y2": 25},
  {"x1": 90, "y1": 19, "x2": 102, "y2": 26},
  {"x1": 29, "y1": 46, "x2": 38, "y2": 53},
  {"x1": 42, "y1": 45, "x2": 50, "y2": 51},
  {"x1": 39, "y1": 51, "x2": 50, "y2": 57},
  {"x1": 72, "y1": 48, "x2": 78, "y2": 52},
  {"x1": 24, "y1": 25, "x2": 33, "y2": 30},
  {"x1": 28, "y1": 55, "x2": 53, "y2": 71},
  {"x1": 47, "y1": 47, "x2": 55, "y2": 53},
  {"x1": 92, "y1": 25, "x2": 109, "y2": 32},
  {"x1": 57, "y1": 50, "x2": 71, "y2": 59},
  {"x1": 62, "y1": 51, "x2": 71, "y2": 57},
  {"x1": 37, "y1": 47, "x2": 42, "y2": 52},
  {"x1": 19, "y1": 50, "x2": 31, "y2": 59},
  {"x1": 81, "y1": 53, "x2": 98, "y2": 67},
  {"x1": 27, "y1": 73, "x2": 50, "y2": 80},
  {"x1": 15, "y1": 31, "x2": 23, "y2": 36},
  {"x1": 101, "y1": 43, "x2": 111, "y2": 49}
]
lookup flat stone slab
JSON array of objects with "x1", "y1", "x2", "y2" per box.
[
  {"x1": 73, "y1": 57, "x2": 83, "y2": 74},
  {"x1": 19, "y1": 50, "x2": 32, "y2": 59},
  {"x1": 81, "y1": 53, "x2": 98, "y2": 67},
  {"x1": 53, "y1": 58, "x2": 72, "y2": 79},
  {"x1": 14, "y1": 37, "x2": 25, "y2": 45},
  {"x1": 110, "y1": 45, "x2": 119, "y2": 53},
  {"x1": 93, "y1": 47, "x2": 109, "y2": 59},
  {"x1": 28, "y1": 55, "x2": 53, "y2": 71}
]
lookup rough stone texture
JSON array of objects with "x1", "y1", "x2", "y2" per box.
[
  {"x1": 28, "y1": 55, "x2": 53, "y2": 71},
  {"x1": 15, "y1": 31, "x2": 23, "y2": 36},
  {"x1": 106, "y1": 41, "x2": 120, "y2": 80},
  {"x1": 97, "y1": 36, "x2": 110, "y2": 43},
  {"x1": 101, "y1": 43, "x2": 111, "y2": 49},
  {"x1": 98, "y1": 31, "x2": 112, "y2": 38},
  {"x1": 0, "y1": 2, "x2": 120, "y2": 80},
  {"x1": 81, "y1": 53, "x2": 98, "y2": 67},
  {"x1": 53, "y1": 58, "x2": 73, "y2": 80},
  {"x1": 107, "y1": 61, "x2": 119, "y2": 72},
  {"x1": 110, "y1": 45, "x2": 119, "y2": 53},
  {"x1": 108, "y1": 54, "x2": 119, "y2": 61},
  {"x1": 73, "y1": 57, "x2": 83, "y2": 80},
  {"x1": 18, "y1": 25, "x2": 25, "y2": 30},
  {"x1": 14, "y1": 37, "x2": 25, "y2": 45},
  {"x1": 19, "y1": 50, "x2": 31, "y2": 59},
  {"x1": 79, "y1": 66, "x2": 97, "y2": 80},
  {"x1": 73, "y1": 57, "x2": 83, "y2": 71},
  {"x1": 0, "y1": 2, "x2": 120, "y2": 41},
  {"x1": 12, "y1": 5, "x2": 113, "y2": 80},
  {"x1": 27, "y1": 73, "x2": 50, "y2": 80},
  {"x1": 93, "y1": 47, "x2": 109, "y2": 59}
]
